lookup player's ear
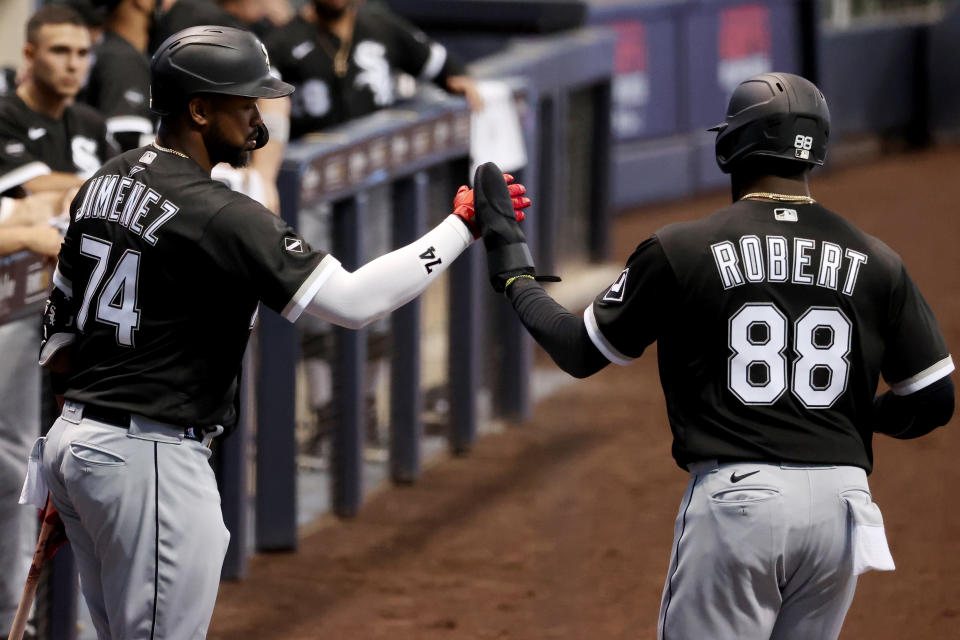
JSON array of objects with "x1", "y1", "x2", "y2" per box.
[
  {"x1": 188, "y1": 97, "x2": 211, "y2": 128},
  {"x1": 22, "y1": 42, "x2": 35, "y2": 66}
]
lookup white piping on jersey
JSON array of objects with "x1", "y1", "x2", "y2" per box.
[
  {"x1": 105, "y1": 115, "x2": 155, "y2": 135},
  {"x1": 53, "y1": 265, "x2": 73, "y2": 298},
  {"x1": 0, "y1": 161, "x2": 51, "y2": 194},
  {"x1": 419, "y1": 43, "x2": 447, "y2": 80},
  {"x1": 584, "y1": 304, "x2": 634, "y2": 366},
  {"x1": 890, "y1": 356, "x2": 955, "y2": 396},
  {"x1": 282, "y1": 254, "x2": 341, "y2": 323}
]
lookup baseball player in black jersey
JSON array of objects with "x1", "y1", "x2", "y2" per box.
[
  {"x1": 80, "y1": 0, "x2": 158, "y2": 153},
  {"x1": 265, "y1": 0, "x2": 481, "y2": 140},
  {"x1": 21, "y1": 25, "x2": 528, "y2": 639},
  {"x1": 152, "y1": 0, "x2": 275, "y2": 47},
  {"x1": 472, "y1": 73, "x2": 954, "y2": 640},
  {"x1": 0, "y1": 5, "x2": 113, "y2": 198}
]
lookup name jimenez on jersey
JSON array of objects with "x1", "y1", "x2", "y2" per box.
[
  {"x1": 711, "y1": 234, "x2": 868, "y2": 295},
  {"x1": 72, "y1": 168, "x2": 179, "y2": 245}
]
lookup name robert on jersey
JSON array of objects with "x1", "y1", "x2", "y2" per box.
[
  {"x1": 73, "y1": 173, "x2": 180, "y2": 246},
  {"x1": 711, "y1": 235, "x2": 868, "y2": 295}
]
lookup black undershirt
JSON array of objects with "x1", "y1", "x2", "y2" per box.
[
  {"x1": 873, "y1": 376, "x2": 954, "y2": 439},
  {"x1": 506, "y1": 278, "x2": 607, "y2": 379}
]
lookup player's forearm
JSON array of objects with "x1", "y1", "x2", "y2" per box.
[
  {"x1": 506, "y1": 278, "x2": 608, "y2": 378},
  {"x1": 305, "y1": 215, "x2": 472, "y2": 329},
  {"x1": 0, "y1": 225, "x2": 31, "y2": 254},
  {"x1": 873, "y1": 375, "x2": 955, "y2": 439},
  {"x1": 24, "y1": 172, "x2": 85, "y2": 194}
]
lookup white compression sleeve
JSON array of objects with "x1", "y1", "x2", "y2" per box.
[{"x1": 304, "y1": 215, "x2": 473, "y2": 329}]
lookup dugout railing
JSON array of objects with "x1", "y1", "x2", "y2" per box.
[{"x1": 228, "y1": 27, "x2": 616, "y2": 580}]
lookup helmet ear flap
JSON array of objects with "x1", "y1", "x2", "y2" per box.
[{"x1": 149, "y1": 81, "x2": 167, "y2": 116}]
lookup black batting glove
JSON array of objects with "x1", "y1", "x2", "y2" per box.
[{"x1": 473, "y1": 162, "x2": 559, "y2": 293}]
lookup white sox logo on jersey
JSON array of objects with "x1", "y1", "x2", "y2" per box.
[
  {"x1": 603, "y1": 268, "x2": 629, "y2": 302},
  {"x1": 354, "y1": 41, "x2": 393, "y2": 106},
  {"x1": 72, "y1": 136, "x2": 101, "y2": 178}
]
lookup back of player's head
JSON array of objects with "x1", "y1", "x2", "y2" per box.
[
  {"x1": 26, "y1": 4, "x2": 88, "y2": 44},
  {"x1": 710, "y1": 72, "x2": 830, "y2": 175},
  {"x1": 149, "y1": 25, "x2": 293, "y2": 117}
]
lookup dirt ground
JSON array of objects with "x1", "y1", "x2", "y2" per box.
[{"x1": 210, "y1": 145, "x2": 960, "y2": 639}]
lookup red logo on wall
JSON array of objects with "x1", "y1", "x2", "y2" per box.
[
  {"x1": 614, "y1": 22, "x2": 647, "y2": 74},
  {"x1": 717, "y1": 4, "x2": 772, "y2": 93},
  {"x1": 611, "y1": 21, "x2": 651, "y2": 138}
]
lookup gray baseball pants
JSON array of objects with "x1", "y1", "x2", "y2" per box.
[
  {"x1": 658, "y1": 460, "x2": 893, "y2": 640},
  {"x1": 38, "y1": 402, "x2": 229, "y2": 639}
]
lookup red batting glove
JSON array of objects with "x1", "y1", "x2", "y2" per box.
[{"x1": 452, "y1": 173, "x2": 531, "y2": 238}]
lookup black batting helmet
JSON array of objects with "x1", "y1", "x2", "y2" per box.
[
  {"x1": 150, "y1": 25, "x2": 293, "y2": 116},
  {"x1": 710, "y1": 72, "x2": 830, "y2": 173}
]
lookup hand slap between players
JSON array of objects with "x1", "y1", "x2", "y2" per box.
[
  {"x1": 471, "y1": 162, "x2": 560, "y2": 293},
  {"x1": 452, "y1": 173, "x2": 530, "y2": 238}
]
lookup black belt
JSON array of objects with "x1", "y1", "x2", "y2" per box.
[{"x1": 82, "y1": 404, "x2": 207, "y2": 443}]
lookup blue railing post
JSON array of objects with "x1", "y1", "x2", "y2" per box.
[
  {"x1": 332, "y1": 194, "x2": 368, "y2": 516},
  {"x1": 46, "y1": 546, "x2": 77, "y2": 640},
  {"x1": 534, "y1": 95, "x2": 556, "y2": 277},
  {"x1": 590, "y1": 79, "x2": 613, "y2": 262},
  {"x1": 219, "y1": 347, "x2": 253, "y2": 577},
  {"x1": 254, "y1": 169, "x2": 302, "y2": 551},
  {"x1": 389, "y1": 172, "x2": 428, "y2": 483},
  {"x1": 255, "y1": 309, "x2": 299, "y2": 550},
  {"x1": 448, "y1": 241, "x2": 482, "y2": 454}
]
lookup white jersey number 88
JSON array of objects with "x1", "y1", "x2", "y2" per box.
[{"x1": 728, "y1": 303, "x2": 851, "y2": 408}]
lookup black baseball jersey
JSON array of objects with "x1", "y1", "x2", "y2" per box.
[
  {"x1": 151, "y1": 0, "x2": 248, "y2": 53},
  {"x1": 586, "y1": 200, "x2": 953, "y2": 472},
  {"x1": 0, "y1": 93, "x2": 112, "y2": 196},
  {"x1": 265, "y1": 5, "x2": 464, "y2": 139},
  {"x1": 54, "y1": 145, "x2": 331, "y2": 429},
  {"x1": 80, "y1": 32, "x2": 155, "y2": 153}
]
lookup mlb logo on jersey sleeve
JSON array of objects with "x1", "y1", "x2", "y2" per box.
[{"x1": 603, "y1": 268, "x2": 630, "y2": 302}]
